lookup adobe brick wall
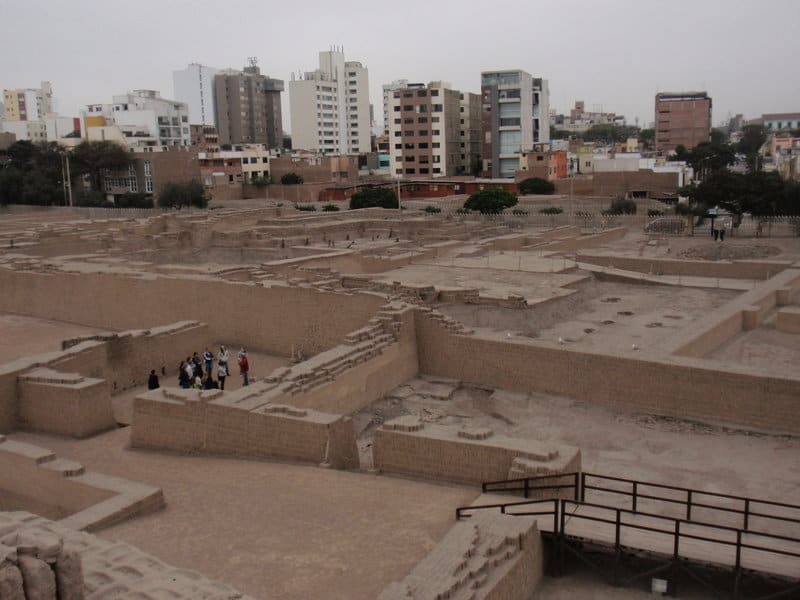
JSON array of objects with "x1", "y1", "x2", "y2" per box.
[
  {"x1": 131, "y1": 388, "x2": 359, "y2": 469},
  {"x1": 577, "y1": 254, "x2": 793, "y2": 280},
  {"x1": 0, "y1": 269, "x2": 384, "y2": 357},
  {"x1": 17, "y1": 371, "x2": 114, "y2": 438},
  {"x1": 377, "y1": 511, "x2": 543, "y2": 600},
  {"x1": 373, "y1": 417, "x2": 580, "y2": 486},
  {"x1": 415, "y1": 309, "x2": 800, "y2": 433},
  {"x1": 776, "y1": 306, "x2": 800, "y2": 333}
]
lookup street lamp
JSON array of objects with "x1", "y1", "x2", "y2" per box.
[{"x1": 59, "y1": 151, "x2": 73, "y2": 207}]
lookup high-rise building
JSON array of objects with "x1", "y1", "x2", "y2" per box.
[
  {"x1": 2, "y1": 82, "x2": 54, "y2": 121},
  {"x1": 382, "y1": 79, "x2": 422, "y2": 135},
  {"x1": 173, "y1": 63, "x2": 220, "y2": 126},
  {"x1": 480, "y1": 70, "x2": 549, "y2": 178},
  {"x1": 654, "y1": 92, "x2": 712, "y2": 153},
  {"x1": 81, "y1": 90, "x2": 190, "y2": 149},
  {"x1": 387, "y1": 81, "x2": 481, "y2": 177},
  {"x1": 289, "y1": 48, "x2": 371, "y2": 154},
  {"x1": 214, "y1": 61, "x2": 283, "y2": 148}
]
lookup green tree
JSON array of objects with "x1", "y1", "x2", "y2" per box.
[
  {"x1": 463, "y1": 188, "x2": 518, "y2": 213},
  {"x1": 349, "y1": 187, "x2": 398, "y2": 209},
  {"x1": 583, "y1": 124, "x2": 640, "y2": 144},
  {"x1": 280, "y1": 172, "x2": 303, "y2": 185},
  {"x1": 639, "y1": 128, "x2": 655, "y2": 150},
  {"x1": 70, "y1": 140, "x2": 131, "y2": 192},
  {"x1": 0, "y1": 168, "x2": 25, "y2": 205},
  {"x1": 737, "y1": 124, "x2": 768, "y2": 172},
  {"x1": 519, "y1": 177, "x2": 555, "y2": 195},
  {"x1": 1, "y1": 141, "x2": 66, "y2": 206},
  {"x1": 604, "y1": 197, "x2": 637, "y2": 215},
  {"x1": 157, "y1": 180, "x2": 208, "y2": 208}
]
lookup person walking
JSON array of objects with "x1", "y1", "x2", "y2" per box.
[
  {"x1": 147, "y1": 369, "x2": 160, "y2": 390},
  {"x1": 203, "y1": 347, "x2": 214, "y2": 376},
  {"x1": 217, "y1": 361, "x2": 227, "y2": 390},
  {"x1": 218, "y1": 346, "x2": 230, "y2": 376},
  {"x1": 178, "y1": 361, "x2": 190, "y2": 388}
]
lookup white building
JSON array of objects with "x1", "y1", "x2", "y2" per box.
[
  {"x1": 1, "y1": 120, "x2": 47, "y2": 143},
  {"x1": 2, "y1": 82, "x2": 54, "y2": 121},
  {"x1": 289, "y1": 48, "x2": 371, "y2": 154},
  {"x1": 172, "y1": 63, "x2": 220, "y2": 126},
  {"x1": 81, "y1": 90, "x2": 190, "y2": 150}
]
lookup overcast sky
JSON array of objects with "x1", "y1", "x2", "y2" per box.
[{"x1": 1, "y1": 0, "x2": 798, "y2": 132}]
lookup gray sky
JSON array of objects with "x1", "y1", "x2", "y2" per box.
[{"x1": 1, "y1": 0, "x2": 798, "y2": 132}]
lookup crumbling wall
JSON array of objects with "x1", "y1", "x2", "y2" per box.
[
  {"x1": 373, "y1": 416, "x2": 580, "y2": 485},
  {"x1": 377, "y1": 511, "x2": 543, "y2": 600},
  {"x1": 577, "y1": 254, "x2": 793, "y2": 280}
]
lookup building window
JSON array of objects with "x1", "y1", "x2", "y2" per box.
[
  {"x1": 405, "y1": 168, "x2": 415, "y2": 174},
  {"x1": 145, "y1": 178, "x2": 153, "y2": 193},
  {"x1": 395, "y1": 143, "x2": 402, "y2": 149},
  {"x1": 432, "y1": 104, "x2": 443, "y2": 112},
  {"x1": 431, "y1": 90, "x2": 439, "y2": 96},
  {"x1": 403, "y1": 105, "x2": 413, "y2": 111}
]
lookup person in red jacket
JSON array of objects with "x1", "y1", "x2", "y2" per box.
[{"x1": 238, "y1": 349, "x2": 250, "y2": 386}]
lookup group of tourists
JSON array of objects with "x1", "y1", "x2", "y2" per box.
[{"x1": 148, "y1": 345, "x2": 250, "y2": 392}]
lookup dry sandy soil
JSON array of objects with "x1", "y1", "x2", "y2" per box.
[
  {"x1": 0, "y1": 314, "x2": 113, "y2": 363},
  {"x1": 9, "y1": 427, "x2": 477, "y2": 600}
]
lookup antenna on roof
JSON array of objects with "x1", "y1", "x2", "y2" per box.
[{"x1": 247, "y1": 56, "x2": 258, "y2": 68}]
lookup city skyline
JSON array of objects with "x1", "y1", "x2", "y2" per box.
[{"x1": 1, "y1": 0, "x2": 798, "y2": 133}]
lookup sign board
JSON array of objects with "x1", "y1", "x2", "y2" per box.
[{"x1": 707, "y1": 208, "x2": 718, "y2": 217}]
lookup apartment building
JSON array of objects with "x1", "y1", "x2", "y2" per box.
[
  {"x1": 2, "y1": 82, "x2": 54, "y2": 121},
  {"x1": 654, "y1": 92, "x2": 712, "y2": 153},
  {"x1": 190, "y1": 125, "x2": 220, "y2": 150},
  {"x1": 762, "y1": 112, "x2": 800, "y2": 131},
  {"x1": 214, "y1": 61, "x2": 283, "y2": 148},
  {"x1": 82, "y1": 90, "x2": 190, "y2": 149},
  {"x1": 173, "y1": 63, "x2": 220, "y2": 126},
  {"x1": 289, "y1": 48, "x2": 371, "y2": 154},
  {"x1": 481, "y1": 70, "x2": 550, "y2": 178},
  {"x1": 386, "y1": 81, "x2": 481, "y2": 177}
]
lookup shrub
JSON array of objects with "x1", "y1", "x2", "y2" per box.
[
  {"x1": 575, "y1": 210, "x2": 593, "y2": 217},
  {"x1": 454, "y1": 207, "x2": 471, "y2": 215},
  {"x1": 294, "y1": 204, "x2": 316, "y2": 211},
  {"x1": 604, "y1": 197, "x2": 637, "y2": 215},
  {"x1": 280, "y1": 172, "x2": 303, "y2": 185},
  {"x1": 463, "y1": 188, "x2": 518, "y2": 213},
  {"x1": 349, "y1": 187, "x2": 398, "y2": 210},
  {"x1": 424, "y1": 205, "x2": 442, "y2": 214},
  {"x1": 539, "y1": 206, "x2": 563, "y2": 215},
  {"x1": 251, "y1": 175, "x2": 270, "y2": 187},
  {"x1": 512, "y1": 208, "x2": 529, "y2": 215},
  {"x1": 322, "y1": 203, "x2": 340, "y2": 212},
  {"x1": 647, "y1": 209, "x2": 664, "y2": 217},
  {"x1": 519, "y1": 177, "x2": 555, "y2": 195},
  {"x1": 157, "y1": 180, "x2": 208, "y2": 208}
]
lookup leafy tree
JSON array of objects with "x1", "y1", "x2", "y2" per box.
[
  {"x1": 321, "y1": 203, "x2": 340, "y2": 212},
  {"x1": 639, "y1": 128, "x2": 655, "y2": 150},
  {"x1": 280, "y1": 172, "x2": 303, "y2": 185},
  {"x1": 251, "y1": 175, "x2": 270, "y2": 187},
  {"x1": 519, "y1": 177, "x2": 555, "y2": 195},
  {"x1": 583, "y1": 124, "x2": 640, "y2": 144},
  {"x1": 682, "y1": 170, "x2": 800, "y2": 217},
  {"x1": 669, "y1": 140, "x2": 736, "y2": 177},
  {"x1": 0, "y1": 141, "x2": 66, "y2": 206},
  {"x1": 349, "y1": 187, "x2": 398, "y2": 209},
  {"x1": 0, "y1": 168, "x2": 24, "y2": 205},
  {"x1": 737, "y1": 124, "x2": 768, "y2": 172},
  {"x1": 70, "y1": 140, "x2": 131, "y2": 192},
  {"x1": 604, "y1": 197, "x2": 637, "y2": 215},
  {"x1": 549, "y1": 128, "x2": 572, "y2": 140},
  {"x1": 157, "y1": 180, "x2": 208, "y2": 208},
  {"x1": 463, "y1": 188, "x2": 518, "y2": 213},
  {"x1": 116, "y1": 192, "x2": 153, "y2": 208}
]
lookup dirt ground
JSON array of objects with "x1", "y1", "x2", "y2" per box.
[
  {"x1": 438, "y1": 279, "x2": 736, "y2": 354},
  {"x1": 9, "y1": 427, "x2": 477, "y2": 600},
  {"x1": 0, "y1": 314, "x2": 113, "y2": 364}
]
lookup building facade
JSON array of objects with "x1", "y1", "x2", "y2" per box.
[
  {"x1": 481, "y1": 70, "x2": 550, "y2": 178},
  {"x1": 82, "y1": 90, "x2": 190, "y2": 150},
  {"x1": 762, "y1": 113, "x2": 800, "y2": 131},
  {"x1": 386, "y1": 81, "x2": 481, "y2": 177},
  {"x1": 289, "y1": 49, "x2": 371, "y2": 154},
  {"x1": 2, "y1": 82, "x2": 54, "y2": 121},
  {"x1": 214, "y1": 62, "x2": 283, "y2": 149},
  {"x1": 173, "y1": 63, "x2": 220, "y2": 126},
  {"x1": 654, "y1": 92, "x2": 712, "y2": 153}
]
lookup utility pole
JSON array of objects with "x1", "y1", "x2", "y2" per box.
[
  {"x1": 65, "y1": 152, "x2": 73, "y2": 207},
  {"x1": 60, "y1": 153, "x2": 68, "y2": 206}
]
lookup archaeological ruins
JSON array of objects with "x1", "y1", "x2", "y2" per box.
[{"x1": 0, "y1": 199, "x2": 798, "y2": 599}]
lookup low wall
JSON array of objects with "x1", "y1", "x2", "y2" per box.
[
  {"x1": 577, "y1": 254, "x2": 793, "y2": 280},
  {"x1": 671, "y1": 269, "x2": 800, "y2": 357},
  {"x1": 373, "y1": 416, "x2": 580, "y2": 485},
  {"x1": 0, "y1": 321, "x2": 210, "y2": 435},
  {"x1": 414, "y1": 309, "x2": 800, "y2": 433},
  {"x1": 17, "y1": 369, "x2": 114, "y2": 438},
  {"x1": 377, "y1": 511, "x2": 543, "y2": 600},
  {"x1": 541, "y1": 227, "x2": 627, "y2": 252},
  {"x1": 776, "y1": 307, "x2": 800, "y2": 333},
  {"x1": 131, "y1": 388, "x2": 359, "y2": 469}
]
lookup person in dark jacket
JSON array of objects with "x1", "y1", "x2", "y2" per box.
[{"x1": 147, "y1": 369, "x2": 160, "y2": 390}]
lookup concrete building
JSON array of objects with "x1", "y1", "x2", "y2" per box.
[
  {"x1": 172, "y1": 63, "x2": 220, "y2": 126},
  {"x1": 762, "y1": 113, "x2": 800, "y2": 131},
  {"x1": 481, "y1": 70, "x2": 550, "y2": 178},
  {"x1": 387, "y1": 81, "x2": 481, "y2": 177},
  {"x1": 289, "y1": 48, "x2": 371, "y2": 154},
  {"x1": 0, "y1": 120, "x2": 46, "y2": 143},
  {"x1": 382, "y1": 79, "x2": 422, "y2": 135},
  {"x1": 518, "y1": 145, "x2": 567, "y2": 181},
  {"x1": 654, "y1": 92, "x2": 712, "y2": 153},
  {"x1": 82, "y1": 90, "x2": 190, "y2": 150},
  {"x1": 214, "y1": 60, "x2": 283, "y2": 148},
  {"x1": 190, "y1": 124, "x2": 220, "y2": 150},
  {"x1": 2, "y1": 82, "x2": 54, "y2": 121}
]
